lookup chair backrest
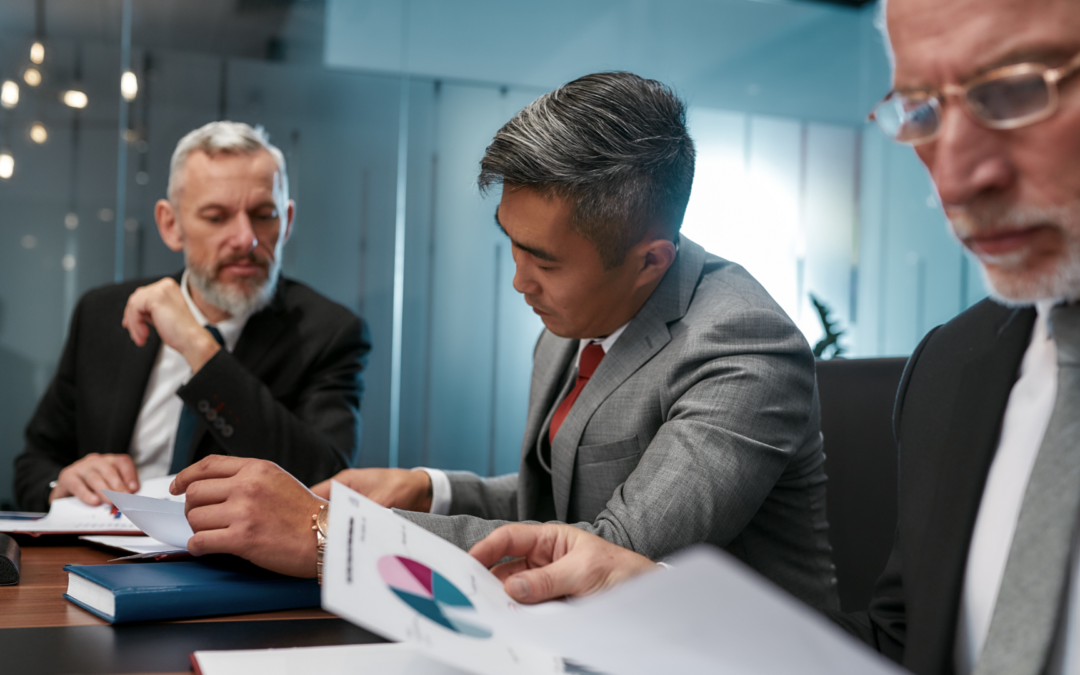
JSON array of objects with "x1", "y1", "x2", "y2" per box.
[{"x1": 816, "y1": 357, "x2": 907, "y2": 612}]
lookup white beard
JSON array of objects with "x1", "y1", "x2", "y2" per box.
[
  {"x1": 185, "y1": 252, "x2": 280, "y2": 318},
  {"x1": 948, "y1": 201, "x2": 1080, "y2": 306}
]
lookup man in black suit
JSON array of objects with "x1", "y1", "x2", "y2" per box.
[
  {"x1": 467, "y1": 0, "x2": 1080, "y2": 673},
  {"x1": 14, "y1": 121, "x2": 370, "y2": 512}
]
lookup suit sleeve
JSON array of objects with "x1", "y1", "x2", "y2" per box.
[
  {"x1": 398, "y1": 299, "x2": 823, "y2": 557},
  {"x1": 14, "y1": 298, "x2": 86, "y2": 511},
  {"x1": 176, "y1": 312, "x2": 371, "y2": 486}
]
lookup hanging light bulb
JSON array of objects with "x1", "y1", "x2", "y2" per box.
[
  {"x1": 62, "y1": 89, "x2": 88, "y2": 109},
  {"x1": 0, "y1": 152, "x2": 14, "y2": 180},
  {"x1": 120, "y1": 70, "x2": 138, "y2": 101},
  {"x1": 29, "y1": 123, "x2": 48, "y2": 144},
  {"x1": 30, "y1": 42, "x2": 45, "y2": 65},
  {"x1": 1, "y1": 81, "x2": 19, "y2": 109},
  {"x1": 23, "y1": 67, "x2": 42, "y2": 87}
]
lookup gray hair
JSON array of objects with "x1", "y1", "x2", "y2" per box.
[
  {"x1": 167, "y1": 121, "x2": 288, "y2": 204},
  {"x1": 479, "y1": 72, "x2": 696, "y2": 269}
]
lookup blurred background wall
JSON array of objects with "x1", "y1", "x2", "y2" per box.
[{"x1": 0, "y1": 0, "x2": 985, "y2": 509}]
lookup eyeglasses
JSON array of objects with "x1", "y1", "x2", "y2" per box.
[{"x1": 869, "y1": 50, "x2": 1080, "y2": 145}]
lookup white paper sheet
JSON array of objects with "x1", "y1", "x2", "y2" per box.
[
  {"x1": 0, "y1": 475, "x2": 179, "y2": 535},
  {"x1": 488, "y1": 546, "x2": 904, "y2": 675},
  {"x1": 322, "y1": 482, "x2": 565, "y2": 675},
  {"x1": 102, "y1": 488, "x2": 192, "y2": 549},
  {"x1": 192, "y1": 642, "x2": 476, "y2": 675},
  {"x1": 80, "y1": 535, "x2": 186, "y2": 557}
]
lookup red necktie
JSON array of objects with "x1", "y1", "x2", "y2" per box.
[{"x1": 549, "y1": 343, "x2": 605, "y2": 444}]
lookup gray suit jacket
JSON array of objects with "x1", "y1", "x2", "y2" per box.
[{"x1": 401, "y1": 235, "x2": 838, "y2": 608}]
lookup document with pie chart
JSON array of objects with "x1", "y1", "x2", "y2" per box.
[{"x1": 322, "y1": 482, "x2": 565, "y2": 675}]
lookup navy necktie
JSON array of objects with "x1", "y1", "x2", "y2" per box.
[{"x1": 169, "y1": 325, "x2": 224, "y2": 475}]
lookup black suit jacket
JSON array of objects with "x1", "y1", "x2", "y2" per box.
[
  {"x1": 833, "y1": 298, "x2": 1036, "y2": 675},
  {"x1": 14, "y1": 273, "x2": 372, "y2": 511}
]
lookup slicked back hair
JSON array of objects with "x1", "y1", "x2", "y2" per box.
[{"x1": 479, "y1": 72, "x2": 696, "y2": 269}]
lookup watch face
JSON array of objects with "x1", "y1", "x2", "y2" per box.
[{"x1": 316, "y1": 505, "x2": 331, "y2": 537}]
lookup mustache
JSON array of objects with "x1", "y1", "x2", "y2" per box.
[
  {"x1": 947, "y1": 201, "x2": 1078, "y2": 237},
  {"x1": 214, "y1": 251, "x2": 271, "y2": 273}
]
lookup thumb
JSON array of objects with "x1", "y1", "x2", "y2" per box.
[{"x1": 503, "y1": 555, "x2": 584, "y2": 604}]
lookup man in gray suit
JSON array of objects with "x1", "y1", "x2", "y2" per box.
[{"x1": 171, "y1": 72, "x2": 837, "y2": 608}]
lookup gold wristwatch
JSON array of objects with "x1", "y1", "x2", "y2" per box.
[{"x1": 312, "y1": 503, "x2": 330, "y2": 585}]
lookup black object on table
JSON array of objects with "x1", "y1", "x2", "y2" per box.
[
  {"x1": 0, "y1": 532, "x2": 20, "y2": 585},
  {"x1": 1, "y1": 618, "x2": 386, "y2": 674}
]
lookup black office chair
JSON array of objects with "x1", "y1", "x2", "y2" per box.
[{"x1": 817, "y1": 357, "x2": 907, "y2": 612}]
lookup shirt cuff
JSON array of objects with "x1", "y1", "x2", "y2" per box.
[
  {"x1": 656, "y1": 561, "x2": 672, "y2": 570},
  {"x1": 414, "y1": 468, "x2": 452, "y2": 515}
]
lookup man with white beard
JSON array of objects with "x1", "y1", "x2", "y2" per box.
[
  {"x1": 466, "y1": 0, "x2": 1080, "y2": 673},
  {"x1": 14, "y1": 121, "x2": 370, "y2": 512}
]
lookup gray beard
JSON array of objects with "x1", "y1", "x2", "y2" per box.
[
  {"x1": 948, "y1": 202, "x2": 1080, "y2": 307},
  {"x1": 186, "y1": 255, "x2": 280, "y2": 318}
]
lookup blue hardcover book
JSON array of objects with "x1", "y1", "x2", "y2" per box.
[{"x1": 63, "y1": 560, "x2": 321, "y2": 623}]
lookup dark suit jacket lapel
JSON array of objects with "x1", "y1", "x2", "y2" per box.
[
  {"x1": 188, "y1": 282, "x2": 289, "y2": 454},
  {"x1": 105, "y1": 331, "x2": 162, "y2": 455},
  {"x1": 909, "y1": 306, "x2": 1036, "y2": 673},
  {"x1": 549, "y1": 235, "x2": 707, "y2": 520}
]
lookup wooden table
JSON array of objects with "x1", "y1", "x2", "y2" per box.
[{"x1": 0, "y1": 535, "x2": 383, "y2": 674}]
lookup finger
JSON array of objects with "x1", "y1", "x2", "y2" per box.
[
  {"x1": 81, "y1": 469, "x2": 119, "y2": 506},
  {"x1": 469, "y1": 523, "x2": 550, "y2": 568},
  {"x1": 311, "y1": 479, "x2": 332, "y2": 500},
  {"x1": 186, "y1": 503, "x2": 238, "y2": 533},
  {"x1": 109, "y1": 454, "x2": 140, "y2": 492},
  {"x1": 488, "y1": 557, "x2": 531, "y2": 581},
  {"x1": 122, "y1": 293, "x2": 151, "y2": 346},
  {"x1": 63, "y1": 474, "x2": 101, "y2": 506},
  {"x1": 502, "y1": 555, "x2": 588, "y2": 604},
  {"x1": 183, "y1": 476, "x2": 237, "y2": 510},
  {"x1": 185, "y1": 527, "x2": 239, "y2": 557},
  {"x1": 94, "y1": 461, "x2": 131, "y2": 494},
  {"x1": 172, "y1": 455, "x2": 253, "y2": 494}
]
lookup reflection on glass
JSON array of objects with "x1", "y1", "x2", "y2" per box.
[
  {"x1": 61, "y1": 89, "x2": 88, "y2": 109},
  {"x1": 30, "y1": 41, "x2": 45, "y2": 65},
  {"x1": 23, "y1": 68, "x2": 41, "y2": 87},
  {"x1": 0, "y1": 152, "x2": 14, "y2": 180},
  {"x1": 1, "y1": 81, "x2": 19, "y2": 109},
  {"x1": 29, "y1": 124, "x2": 47, "y2": 144},
  {"x1": 120, "y1": 71, "x2": 138, "y2": 101}
]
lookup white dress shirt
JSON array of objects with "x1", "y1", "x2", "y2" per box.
[
  {"x1": 127, "y1": 271, "x2": 252, "y2": 480},
  {"x1": 419, "y1": 322, "x2": 631, "y2": 516},
  {"x1": 955, "y1": 300, "x2": 1063, "y2": 673}
]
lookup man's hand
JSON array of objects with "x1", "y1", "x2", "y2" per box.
[
  {"x1": 50, "y1": 453, "x2": 140, "y2": 506},
  {"x1": 311, "y1": 468, "x2": 432, "y2": 512},
  {"x1": 121, "y1": 278, "x2": 220, "y2": 373},
  {"x1": 171, "y1": 456, "x2": 324, "y2": 578},
  {"x1": 469, "y1": 523, "x2": 657, "y2": 604}
]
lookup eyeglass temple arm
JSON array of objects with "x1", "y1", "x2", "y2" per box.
[{"x1": 1049, "y1": 51, "x2": 1080, "y2": 83}]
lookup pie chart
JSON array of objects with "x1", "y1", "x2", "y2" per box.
[{"x1": 378, "y1": 555, "x2": 493, "y2": 639}]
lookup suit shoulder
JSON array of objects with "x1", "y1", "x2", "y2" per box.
[
  {"x1": 917, "y1": 298, "x2": 1032, "y2": 361},
  {"x1": 276, "y1": 277, "x2": 363, "y2": 330},
  {"x1": 685, "y1": 256, "x2": 806, "y2": 345},
  {"x1": 76, "y1": 273, "x2": 175, "y2": 313}
]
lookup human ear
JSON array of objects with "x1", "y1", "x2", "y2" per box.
[
  {"x1": 154, "y1": 199, "x2": 184, "y2": 253},
  {"x1": 633, "y1": 237, "x2": 677, "y2": 289}
]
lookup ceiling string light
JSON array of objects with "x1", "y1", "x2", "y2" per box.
[
  {"x1": 30, "y1": 42, "x2": 44, "y2": 65},
  {"x1": 0, "y1": 151, "x2": 14, "y2": 180},
  {"x1": 120, "y1": 70, "x2": 138, "y2": 101},
  {"x1": 23, "y1": 67, "x2": 42, "y2": 87},
  {"x1": 1, "y1": 81, "x2": 19, "y2": 109},
  {"x1": 29, "y1": 123, "x2": 48, "y2": 144}
]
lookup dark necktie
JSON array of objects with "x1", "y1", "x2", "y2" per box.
[
  {"x1": 548, "y1": 343, "x2": 605, "y2": 444},
  {"x1": 168, "y1": 325, "x2": 224, "y2": 475},
  {"x1": 975, "y1": 304, "x2": 1080, "y2": 675}
]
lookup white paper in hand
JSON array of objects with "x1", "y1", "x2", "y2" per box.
[
  {"x1": 102, "y1": 490, "x2": 192, "y2": 549},
  {"x1": 322, "y1": 482, "x2": 564, "y2": 675}
]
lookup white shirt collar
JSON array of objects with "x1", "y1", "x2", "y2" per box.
[
  {"x1": 179, "y1": 270, "x2": 254, "y2": 353},
  {"x1": 574, "y1": 321, "x2": 631, "y2": 367}
]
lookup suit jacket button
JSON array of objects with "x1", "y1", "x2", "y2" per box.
[
  {"x1": 197, "y1": 400, "x2": 210, "y2": 413},
  {"x1": 221, "y1": 425, "x2": 234, "y2": 438},
  {"x1": 206, "y1": 409, "x2": 218, "y2": 421},
  {"x1": 213, "y1": 417, "x2": 226, "y2": 429}
]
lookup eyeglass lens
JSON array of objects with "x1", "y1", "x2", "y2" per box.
[
  {"x1": 966, "y1": 72, "x2": 1051, "y2": 123},
  {"x1": 876, "y1": 71, "x2": 1054, "y2": 142}
]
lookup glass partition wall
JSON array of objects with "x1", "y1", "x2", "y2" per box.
[{"x1": 0, "y1": 0, "x2": 980, "y2": 509}]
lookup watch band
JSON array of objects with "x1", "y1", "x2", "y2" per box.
[{"x1": 311, "y1": 503, "x2": 330, "y2": 585}]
